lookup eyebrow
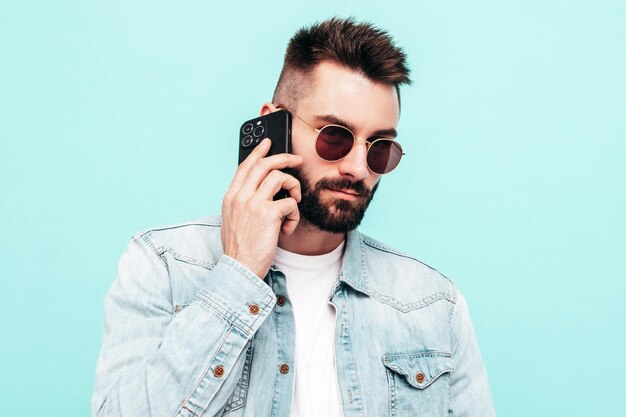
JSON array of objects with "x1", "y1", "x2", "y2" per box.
[{"x1": 313, "y1": 114, "x2": 398, "y2": 138}]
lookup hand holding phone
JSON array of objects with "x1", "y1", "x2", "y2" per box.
[
  {"x1": 238, "y1": 110, "x2": 293, "y2": 200},
  {"x1": 220, "y1": 110, "x2": 301, "y2": 279}
]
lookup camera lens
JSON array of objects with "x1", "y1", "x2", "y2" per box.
[
  {"x1": 253, "y1": 125, "x2": 264, "y2": 138},
  {"x1": 242, "y1": 123, "x2": 254, "y2": 135},
  {"x1": 242, "y1": 135, "x2": 253, "y2": 147}
]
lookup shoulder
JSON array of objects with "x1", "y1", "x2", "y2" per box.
[
  {"x1": 132, "y1": 216, "x2": 224, "y2": 268},
  {"x1": 357, "y1": 231, "x2": 458, "y2": 309}
]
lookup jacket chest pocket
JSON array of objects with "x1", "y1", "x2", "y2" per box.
[{"x1": 382, "y1": 351, "x2": 454, "y2": 417}]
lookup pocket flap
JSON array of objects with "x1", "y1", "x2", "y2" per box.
[{"x1": 382, "y1": 351, "x2": 454, "y2": 389}]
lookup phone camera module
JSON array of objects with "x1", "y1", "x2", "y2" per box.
[
  {"x1": 242, "y1": 123, "x2": 254, "y2": 135},
  {"x1": 253, "y1": 125, "x2": 265, "y2": 138},
  {"x1": 242, "y1": 135, "x2": 254, "y2": 147}
]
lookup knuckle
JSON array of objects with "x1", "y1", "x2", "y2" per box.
[
  {"x1": 239, "y1": 155, "x2": 254, "y2": 169},
  {"x1": 259, "y1": 158, "x2": 271, "y2": 171},
  {"x1": 222, "y1": 193, "x2": 233, "y2": 207},
  {"x1": 289, "y1": 175, "x2": 300, "y2": 187},
  {"x1": 231, "y1": 194, "x2": 246, "y2": 209},
  {"x1": 268, "y1": 153, "x2": 287, "y2": 166},
  {"x1": 267, "y1": 169, "x2": 281, "y2": 181}
]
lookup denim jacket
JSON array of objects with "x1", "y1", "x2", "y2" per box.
[{"x1": 92, "y1": 217, "x2": 495, "y2": 417}]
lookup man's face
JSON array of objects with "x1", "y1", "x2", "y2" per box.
[{"x1": 287, "y1": 61, "x2": 401, "y2": 233}]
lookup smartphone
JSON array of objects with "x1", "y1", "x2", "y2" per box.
[
  {"x1": 238, "y1": 109, "x2": 293, "y2": 199},
  {"x1": 238, "y1": 110, "x2": 292, "y2": 164}
]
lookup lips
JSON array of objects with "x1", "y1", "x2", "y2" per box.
[
  {"x1": 327, "y1": 188, "x2": 362, "y2": 198},
  {"x1": 315, "y1": 177, "x2": 372, "y2": 199}
]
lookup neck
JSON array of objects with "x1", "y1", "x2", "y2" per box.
[{"x1": 278, "y1": 220, "x2": 346, "y2": 256}]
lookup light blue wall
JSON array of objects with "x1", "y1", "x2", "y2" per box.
[{"x1": 1, "y1": 1, "x2": 624, "y2": 415}]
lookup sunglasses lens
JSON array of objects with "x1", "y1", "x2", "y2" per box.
[
  {"x1": 316, "y1": 125, "x2": 354, "y2": 161},
  {"x1": 367, "y1": 140, "x2": 403, "y2": 174}
]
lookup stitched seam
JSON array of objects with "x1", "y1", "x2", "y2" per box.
[
  {"x1": 156, "y1": 246, "x2": 216, "y2": 269},
  {"x1": 140, "y1": 233, "x2": 175, "y2": 314},
  {"x1": 179, "y1": 405, "x2": 197, "y2": 417},
  {"x1": 141, "y1": 233, "x2": 170, "y2": 272},
  {"x1": 387, "y1": 368, "x2": 396, "y2": 417},
  {"x1": 268, "y1": 274, "x2": 284, "y2": 417},
  {"x1": 359, "y1": 235, "x2": 370, "y2": 289},
  {"x1": 222, "y1": 341, "x2": 254, "y2": 413},
  {"x1": 195, "y1": 294, "x2": 254, "y2": 336},
  {"x1": 384, "y1": 351, "x2": 452, "y2": 360},
  {"x1": 447, "y1": 366, "x2": 451, "y2": 415},
  {"x1": 448, "y1": 285, "x2": 459, "y2": 324},
  {"x1": 418, "y1": 369, "x2": 452, "y2": 389},
  {"x1": 177, "y1": 325, "x2": 232, "y2": 416},
  {"x1": 368, "y1": 289, "x2": 455, "y2": 312},
  {"x1": 342, "y1": 291, "x2": 367, "y2": 417},
  {"x1": 361, "y1": 238, "x2": 454, "y2": 286},
  {"x1": 362, "y1": 238, "x2": 417, "y2": 259},
  {"x1": 341, "y1": 279, "x2": 371, "y2": 295},
  {"x1": 384, "y1": 363, "x2": 453, "y2": 389},
  {"x1": 145, "y1": 221, "x2": 221, "y2": 233}
]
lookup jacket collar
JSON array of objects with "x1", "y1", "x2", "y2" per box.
[{"x1": 338, "y1": 228, "x2": 371, "y2": 296}]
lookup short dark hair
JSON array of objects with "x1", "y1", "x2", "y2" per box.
[{"x1": 272, "y1": 17, "x2": 411, "y2": 110}]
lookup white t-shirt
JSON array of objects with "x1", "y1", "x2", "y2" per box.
[{"x1": 273, "y1": 242, "x2": 345, "y2": 417}]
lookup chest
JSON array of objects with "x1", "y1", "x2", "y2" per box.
[{"x1": 221, "y1": 285, "x2": 454, "y2": 417}]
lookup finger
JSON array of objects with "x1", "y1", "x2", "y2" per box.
[
  {"x1": 256, "y1": 170, "x2": 301, "y2": 202},
  {"x1": 273, "y1": 198, "x2": 300, "y2": 235},
  {"x1": 229, "y1": 138, "x2": 272, "y2": 193},
  {"x1": 238, "y1": 153, "x2": 303, "y2": 196}
]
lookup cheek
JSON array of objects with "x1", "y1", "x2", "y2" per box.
[
  {"x1": 291, "y1": 132, "x2": 316, "y2": 159},
  {"x1": 294, "y1": 151, "x2": 322, "y2": 179},
  {"x1": 367, "y1": 176, "x2": 381, "y2": 190},
  {"x1": 291, "y1": 135, "x2": 326, "y2": 173}
]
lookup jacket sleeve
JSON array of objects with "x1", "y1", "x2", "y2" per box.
[
  {"x1": 91, "y1": 234, "x2": 276, "y2": 417},
  {"x1": 448, "y1": 289, "x2": 496, "y2": 416}
]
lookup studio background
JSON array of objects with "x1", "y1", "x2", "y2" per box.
[{"x1": 1, "y1": 1, "x2": 624, "y2": 416}]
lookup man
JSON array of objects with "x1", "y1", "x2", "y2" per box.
[{"x1": 92, "y1": 18, "x2": 495, "y2": 417}]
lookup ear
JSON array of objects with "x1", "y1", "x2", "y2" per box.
[{"x1": 260, "y1": 102, "x2": 279, "y2": 116}]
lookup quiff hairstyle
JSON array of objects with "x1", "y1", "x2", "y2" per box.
[{"x1": 272, "y1": 17, "x2": 411, "y2": 110}]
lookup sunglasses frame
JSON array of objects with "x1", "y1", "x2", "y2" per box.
[{"x1": 280, "y1": 106, "x2": 405, "y2": 175}]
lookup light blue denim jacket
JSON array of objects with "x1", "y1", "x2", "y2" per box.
[{"x1": 92, "y1": 216, "x2": 495, "y2": 416}]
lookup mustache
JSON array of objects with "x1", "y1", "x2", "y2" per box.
[
  {"x1": 285, "y1": 167, "x2": 376, "y2": 199},
  {"x1": 315, "y1": 177, "x2": 372, "y2": 198}
]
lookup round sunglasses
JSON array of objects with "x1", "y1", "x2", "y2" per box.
[{"x1": 283, "y1": 108, "x2": 404, "y2": 175}]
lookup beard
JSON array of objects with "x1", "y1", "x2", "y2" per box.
[{"x1": 286, "y1": 167, "x2": 379, "y2": 234}]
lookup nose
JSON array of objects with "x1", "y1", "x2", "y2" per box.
[{"x1": 337, "y1": 139, "x2": 370, "y2": 181}]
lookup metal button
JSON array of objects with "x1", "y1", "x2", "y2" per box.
[
  {"x1": 213, "y1": 365, "x2": 225, "y2": 378},
  {"x1": 249, "y1": 304, "x2": 260, "y2": 315},
  {"x1": 276, "y1": 296, "x2": 286, "y2": 306},
  {"x1": 279, "y1": 363, "x2": 290, "y2": 374},
  {"x1": 416, "y1": 372, "x2": 425, "y2": 383}
]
